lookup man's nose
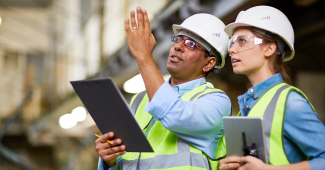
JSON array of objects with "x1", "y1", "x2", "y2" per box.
[{"x1": 174, "y1": 40, "x2": 185, "y2": 52}]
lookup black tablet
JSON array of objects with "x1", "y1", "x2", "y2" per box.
[{"x1": 71, "y1": 78, "x2": 153, "y2": 152}]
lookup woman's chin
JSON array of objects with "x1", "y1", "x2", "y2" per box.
[{"x1": 232, "y1": 68, "x2": 245, "y2": 74}]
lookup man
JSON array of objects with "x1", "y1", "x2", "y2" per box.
[{"x1": 96, "y1": 7, "x2": 231, "y2": 170}]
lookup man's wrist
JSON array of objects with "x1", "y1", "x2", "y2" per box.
[{"x1": 134, "y1": 53, "x2": 153, "y2": 63}]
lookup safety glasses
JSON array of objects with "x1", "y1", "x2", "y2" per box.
[
  {"x1": 171, "y1": 35, "x2": 207, "y2": 52},
  {"x1": 228, "y1": 35, "x2": 263, "y2": 56}
]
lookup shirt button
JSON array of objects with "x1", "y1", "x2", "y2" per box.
[
  {"x1": 241, "y1": 106, "x2": 244, "y2": 108},
  {"x1": 251, "y1": 89, "x2": 254, "y2": 93},
  {"x1": 246, "y1": 105, "x2": 249, "y2": 108}
]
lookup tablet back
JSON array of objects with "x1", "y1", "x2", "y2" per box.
[
  {"x1": 71, "y1": 79, "x2": 153, "y2": 152},
  {"x1": 223, "y1": 116, "x2": 267, "y2": 163}
]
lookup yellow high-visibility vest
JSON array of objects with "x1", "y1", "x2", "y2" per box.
[
  {"x1": 238, "y1": 83, "x2": 315, "y2": 165},
  {"x1": 114, "y1": 84, "x2": 227, "y2": 170}
]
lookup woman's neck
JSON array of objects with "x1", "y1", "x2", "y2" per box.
[{"x1": 247, "y1": 67, "x2": 275, "y2": 86}]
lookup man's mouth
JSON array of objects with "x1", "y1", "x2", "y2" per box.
[{"x1": 170, "y1": 54, "x2": 182, "y2": 62}]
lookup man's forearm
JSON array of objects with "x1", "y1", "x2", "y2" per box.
[{"x1": 136, "y1": 55, "x2": 165, "y2": 101}]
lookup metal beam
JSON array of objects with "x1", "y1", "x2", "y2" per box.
[
  {"x1": 0, "y1": 143, "x2": 34, "y2": 170},
  {"x1": 0, "y1": 91, "x2": 34, "y2": 170},
  {"x1": 0, "y1": 0, "x2": 52, "y2": 8}
]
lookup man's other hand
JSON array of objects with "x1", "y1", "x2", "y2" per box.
[
  {"x1": 95, "y1": 132, "x2": 126, "y2": 167},
  {"x1": 124, "y1": 7, "x2": 156, "y2": 61}
]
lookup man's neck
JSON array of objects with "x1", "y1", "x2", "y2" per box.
[{"x1": 170, "y1": 76, "x2": 204, "y2": 87}]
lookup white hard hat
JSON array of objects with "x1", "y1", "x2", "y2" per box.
[
  {"x1": 172, "y1": 13, "x2": 229, "y2": 72},
  {"x1": 224, "y1": 6, "x2": 295, "y2": 61}
]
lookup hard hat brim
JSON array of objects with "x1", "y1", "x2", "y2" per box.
[{"x1": 224, "y1": 22, "x2": 256, "y2": 37}]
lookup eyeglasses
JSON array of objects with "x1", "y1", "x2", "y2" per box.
[
  {"x1": 228, "y1": 35, "x2": 264, "y2": 56},
  {"x1": 171, "y1": 35, "x2": 207, "y2": 52}
]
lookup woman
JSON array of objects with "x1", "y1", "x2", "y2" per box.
[{"x1": 219, "y1": 6, "x2": 325, "y2": 170}]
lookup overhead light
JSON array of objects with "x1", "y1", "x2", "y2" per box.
[
  {"x1": 71, "y1": 106, "x2": 87, "y2": 122},
  {"x1": 59, "y1": 114, "x2": 77, "y2": 129},
  {"x1": 59, "y1": 106, "x2": 87, "y2": 129},
  {"x1": 123, "y1": 74, "x2": 172, "y2": 94},
  {"x1": 123, "y1": 74, "x2": 145, "y2": 94}
]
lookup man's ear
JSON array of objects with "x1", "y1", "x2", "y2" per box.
[
  {"x1": 203, "y1": 57, "x2": 216, "y2": 72},
  {"x1": 264, "y1": 43, "x2": 277, "y2": 58}
]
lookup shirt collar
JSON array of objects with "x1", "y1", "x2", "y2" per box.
[
  {"x1": 169, "y1": 77, "x2": 206, "y2": 97},
  {"x1": 241, "y1": 73, "x2": 284, "y2": 99}
]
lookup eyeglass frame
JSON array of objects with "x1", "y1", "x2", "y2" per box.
[
  {"x1": 171, "y1": 35, "x2": 208, "y2": 54},
  {"x1": 228, "y1": 34, "x2": 283, "y2": 57}
]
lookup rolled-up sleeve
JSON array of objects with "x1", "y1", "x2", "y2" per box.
[
  {"x1": 97, "y1": 157, "x2": 108, "y2": 170},
  {"x1": 285, "y1": 91, "x2": 325, "y2": 170},
  {"x1": 144, "y1": 81, "x2": 231, "y2": 157}
]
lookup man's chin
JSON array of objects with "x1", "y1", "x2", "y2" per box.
[{"x1": 167, "y1": 64, "x2": 179, "y2": 73}]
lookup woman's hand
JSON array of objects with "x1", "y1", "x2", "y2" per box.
[
  {"x1": 219, "y1": 156, "x2": 241, "y2": 170},
  {"x1": 238, "y1": 156, "x2": 268, "y2": 170},
  {"x1": 219, "y1": 156, "x2": 269, "y2": 170}
]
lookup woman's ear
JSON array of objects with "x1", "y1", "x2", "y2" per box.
[
  {"x1": 264, "y1": 43, "x2": 277, "y2": 58},
  {"x1": 203, "y1": 57, "x2": 216, "y2": 72}
]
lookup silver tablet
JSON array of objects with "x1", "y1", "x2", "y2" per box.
[{"x1": 223, "y1": 116, "x2": 268, "y2": 163}]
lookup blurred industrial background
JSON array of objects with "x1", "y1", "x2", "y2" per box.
[{"x1": 0, "y1": 0, "x2": 324, "y2": 169}]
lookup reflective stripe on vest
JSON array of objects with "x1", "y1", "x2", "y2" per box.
[
  {"x1": 242, "y1": 83, "x2": 315, "y2": 165},
  {"x1": 121, "y1": 84, "x2": 228, "y2": 170},
  {"x1": 121, "y1": 138, "x2": 210, "y2": 169}
]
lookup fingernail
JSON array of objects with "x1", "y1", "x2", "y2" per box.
[
  {"x1": 143, "y1": 9, "x2": 146, "y2": 13},
  {"x1": 121, "y1": 145, "x2": 125, "y2": 150},
  {"x1": 137, "y1": 7, "x2": 141, "y2": 10}
]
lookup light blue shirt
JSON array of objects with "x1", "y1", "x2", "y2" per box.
[
  {"x1": 238, "y1": 73, "x2": 325, "y2": 170},
  {"x1": 98, "y1": 77, "x2": 231, "y2": 170}
]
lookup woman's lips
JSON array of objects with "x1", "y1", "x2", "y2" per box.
[{"x1": 231, "y1": 58, "x2": 241, "y2": 66}]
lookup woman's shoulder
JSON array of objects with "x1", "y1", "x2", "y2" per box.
[
  {"x1": 286, "y1": 90, "x2": 316, "y2": 116},
  {"x1": 287, "y1": 90, "x2": 307, "y2": 103}
]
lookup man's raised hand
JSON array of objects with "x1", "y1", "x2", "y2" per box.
[{"x1": 124, "y1": 7, "x2": 156, "y2": 62}]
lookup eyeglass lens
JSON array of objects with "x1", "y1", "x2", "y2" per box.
[{"x1": 171, "y1": 36, "x2": 196, "y2": 48}]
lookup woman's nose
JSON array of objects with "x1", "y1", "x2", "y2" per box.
[{"x1": 228, "y1": 45, "x2": 236, "y2": 56}]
